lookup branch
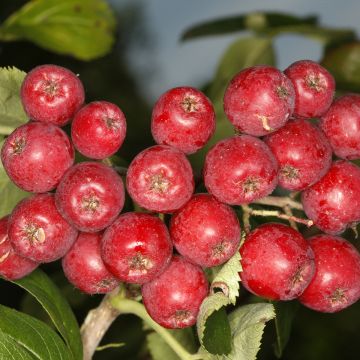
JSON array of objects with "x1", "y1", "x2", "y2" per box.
[
  {"x1": 110, "y1": 297, "x2": 200, "y2": 360},
  {"x1": 252, "y1": 196, "x2": 303, "y2": 210},
  {"x1": 249, "y1": 208, "x2": 313, "y2": 227},
  {"x1": 81, "y1": 289, "x2": 120, "y2": 360}
]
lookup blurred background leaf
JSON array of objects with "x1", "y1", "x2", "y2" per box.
[
  {"x1": 0, "y1": 67, "x2": 27, "y2": 135},
  {"x1": 189, "y1": 36, "x2": 275, "y2": 169},
  {"x1": 181, "y1": 12, "x2": 319, "y2": 40},
  {"x1": 0, "y1": 0, "x2": 116, "y2": 61}
]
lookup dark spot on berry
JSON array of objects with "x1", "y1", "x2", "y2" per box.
[
  {"x1": 82, "y1": 195, "x2": 100, "y2": 212},
  {"x1": 24, "y1": 224, "x2": 46, "y2": 245},
  {"x1": 181, "y1": 96, "x2": 198, "y2": 113},
  {"x1": 11, "y1": 138, "x2": 26, "y2": 155},
  {"x1": 242, "y1": 177, "x2": 260, "y2": 194},
  {"x1": 281, "y1": 165, "x2": 299, "y2": 181}
]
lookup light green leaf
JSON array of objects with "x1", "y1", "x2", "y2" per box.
[
  {"x1": 211, "y1": 250, "x2": 242, "y2": 305},
  {"x1": 197, "y1": 293, "x2": 232, "y2": 355},
  {"x1": 273, "y1": 301, "x2": 299, "y2": 358},
  {"x1": 0, "y1": 67, "x2": 28, "y2": 135},
  {"x1": 11, "y1": 269, "x2": 83, "y2": 360},
  {"x1": 147, "y1": 327, "x2": 197, "y2": 360},
  {"x1": 181, "y1": 12, "x2": 318, "y2": 41},
  {"x1": 0, "y1": 0, "x2": 116, "y2": 61},
  {"x1": 226, "y1": 303, "x2": 275, "y2": 360},
  {"x1": 0, "y1": 139, "x2": 29, "y2": 217},
  {"x1": 0, "y1": 304, "x2": 73, "y2": 360},
  {"x1": 0, "y1": 331, "x2": 36, "y2": 360},
  {"x1": 189, "y1": 36, "x2": 275, "y2": 169}
]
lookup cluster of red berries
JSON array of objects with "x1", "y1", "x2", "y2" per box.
[{"x1": 0, "y1": 61, "x2": 360, "y2": 330}]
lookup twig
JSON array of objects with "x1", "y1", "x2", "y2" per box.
[
  {"x1": 283, "y1": 205, "x2": 298, "y2": 230},
  {"x1": 249, "y1": 208, "x2": 313, "y2": 227},
  {"x1": 81, "y1": 289, "x2": 120, "y2": 360},
  {"x1": 252, "y1": 196, "x2": 303, "y2": 210},
  {"x1": 241, "y1": 205, "x2": 251, "y2": 234},
  {"x1": 111, "y1": 297, "x2": 197, "y2": 360}
]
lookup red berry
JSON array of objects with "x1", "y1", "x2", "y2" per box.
[
  {"x1": 71, "y1": 101, "x2": 127, "y2": 160},
  {"x1": 0, "y1": 216, "x2": 38, "y2": 280},
  {"x1": 240, "y1": 223, "x2": 315, "y2": 301},
  {"x1": 223, "y1": 65, "x2": 295, "y2": 136},
  {"x1": 62, "y1": 232, "x2": 118, "y2": 294},
  {"x1": 170, "y1": 194, "x2": 241, "y2": 267},
  {"x1": 126, "y1": 145, "x2": 194, "y2": 213},
  {"x1": 55, "y1": 162, "x2": 125, "y2": 232},
  {"x1": 21, "y1": 64, "x2": 85, "y2": 126},
  {"x1": 203, "y1": 135, "x2": 278, "y2": 205},
  {"x1": 1, "y1": 122, "x2": 74, "y2": 193},
  {"x1": 151, "y1": 87, "x2": 216, "y2": 154},
  {"x1": 8, "y1": 194, "x2": 78, "y2": 263},
  {"x1": 301, "y1": 160, "x2": 360, "y2": 234},
  {"x1": 264, "y1": 118, "x2": 332, "y2": 190},
  {"x1": 320, "y1": 94, "x2": 360, "y2": 160},
  {"x1": 299, "y1": 234, "x2": 360, "y2": 312},
  {"x1": 284, "y1": 60, "x2": 335, "y2": 118},
  {"x1": 101, "y1": 212, "x2": 172, "y2": 284},
  {"x1": 142, "y1": 256, "x2": 208, "y2": 329}
]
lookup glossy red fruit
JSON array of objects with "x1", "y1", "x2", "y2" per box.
[
  {"x1": 71, "y1": 101, "x2": 127, "y2": 160},
  {"x1": 320, "y1": 94, "x2": 360, "y2": 160},
  {"x1": 126, "y1": 145, "x2": 194, "y2": 213},
  {"x1": 101, "y1": 212, "x2": 172, "y2": 284},
  {"x1": 151, "y1": 87, "x2": 216, "y2": 154},
  {"x1": 170, "y1": 194, "x2": 241, "y2": 267},
  {"x1": 55, "y1": 162, "x2": 125, "y2": 232},
  {"x1": 142, "y1": 256, "x2": 208, "y2": 329},
  {"x1": 62, "y1": 232, "x2": 118, "y2": 294},
  {"x1": 1, "y1": 122, "x2": 74, "y2": 193},
  {"x1": 21, "y1": 64, "x2": 85, "y2": 126},
  {"x1": 301, "y1": 160, "x2": 360, "y2": 234},
  {"x1": 8, "y1": 194, "x2": 78, "y2": 263},
  {"x1": 240, "y1": 223, "x2": 315, "y2": 301},
  {"x1": 284, "y1": 60, "x2": 335, "y2": 118},
  {"x1": 204, "y1": 135, "x2": 278, "y2": 205},
  {"x1": 264, "y1": 118, "x2": 332, "y2": 190},
  {"x1": 299, "y1": 234, "x2": 360, "y2": 312},
  {"x1": 223, "y1": 65, "x2": 295, "y2": 136},
  {"x1": 0, "y1": 216, "x2": 38, "y2": 280}
]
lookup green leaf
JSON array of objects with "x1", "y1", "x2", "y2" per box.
[
  {"x1": 189, "y1": 36, "x2": 275, "y2": 169},
  {"x1": 225, "y1": 303, "x2": 276, "y2": 360},
  {"x1": 197, "y1": 293, "x2": 232, "y2": 355},
  {"x1": 0, "y1": 0, "x2": 116, "y2": 61},
  {"x1": 0, "y1": 331, "x2": 36, "y2": 360},
  {"x1": 0, "y1": 139, "x2": 29, "y2": 217},
  {"x1": 273, "y1": 301, "x2": 299, "y2": 358},
  {"x1": 267, "y1": 25, "x2": 355, "y2": 45},
  {"x1": 147, "y1": 327, "x2": 197, "y2": 360},
  {"x1": 210, "y1": 250, "x2": 242, "y2": 305},
  {"x1": 0, "y1": 304, "x2": 73, "y2": 360},
  {"x1": 197, "y1": 250, "x2": 242, "y2": 355},
  {"x1": 0, "y1": 67, "x2": 28, "y2": 135},
  {"x1": 11, "y1": 269, "x2": 82, "y2": 360},
  {"x1": 203, "y1": 307, "x2": 232, "y2": 355},
  {"x1": 181, "y1": 12, "x2": 317, "y2": 40},
  {"x1": 321, "y1": 42, "x2": 360, "y2": 91}
]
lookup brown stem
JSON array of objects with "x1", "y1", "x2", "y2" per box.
[
  {"x1": 241, "y1": 205, "x2": 251, "y2": 234},
  {"x1": 283, "y1": 205, "x2": 298, "y2": 230},
  {"x1": 81, "y1": 291, "x2": 120, "y2": 360},
  {"x1": 249, "y1": 208, "x2": 313, "y2": 227},
  {"x1": 252, "y1": 196, "x2": 303, "y2": 210}
]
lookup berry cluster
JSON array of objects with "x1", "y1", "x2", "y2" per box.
[{"x1": 1, "y1": 61, "x2": 360, "y2": 330}]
